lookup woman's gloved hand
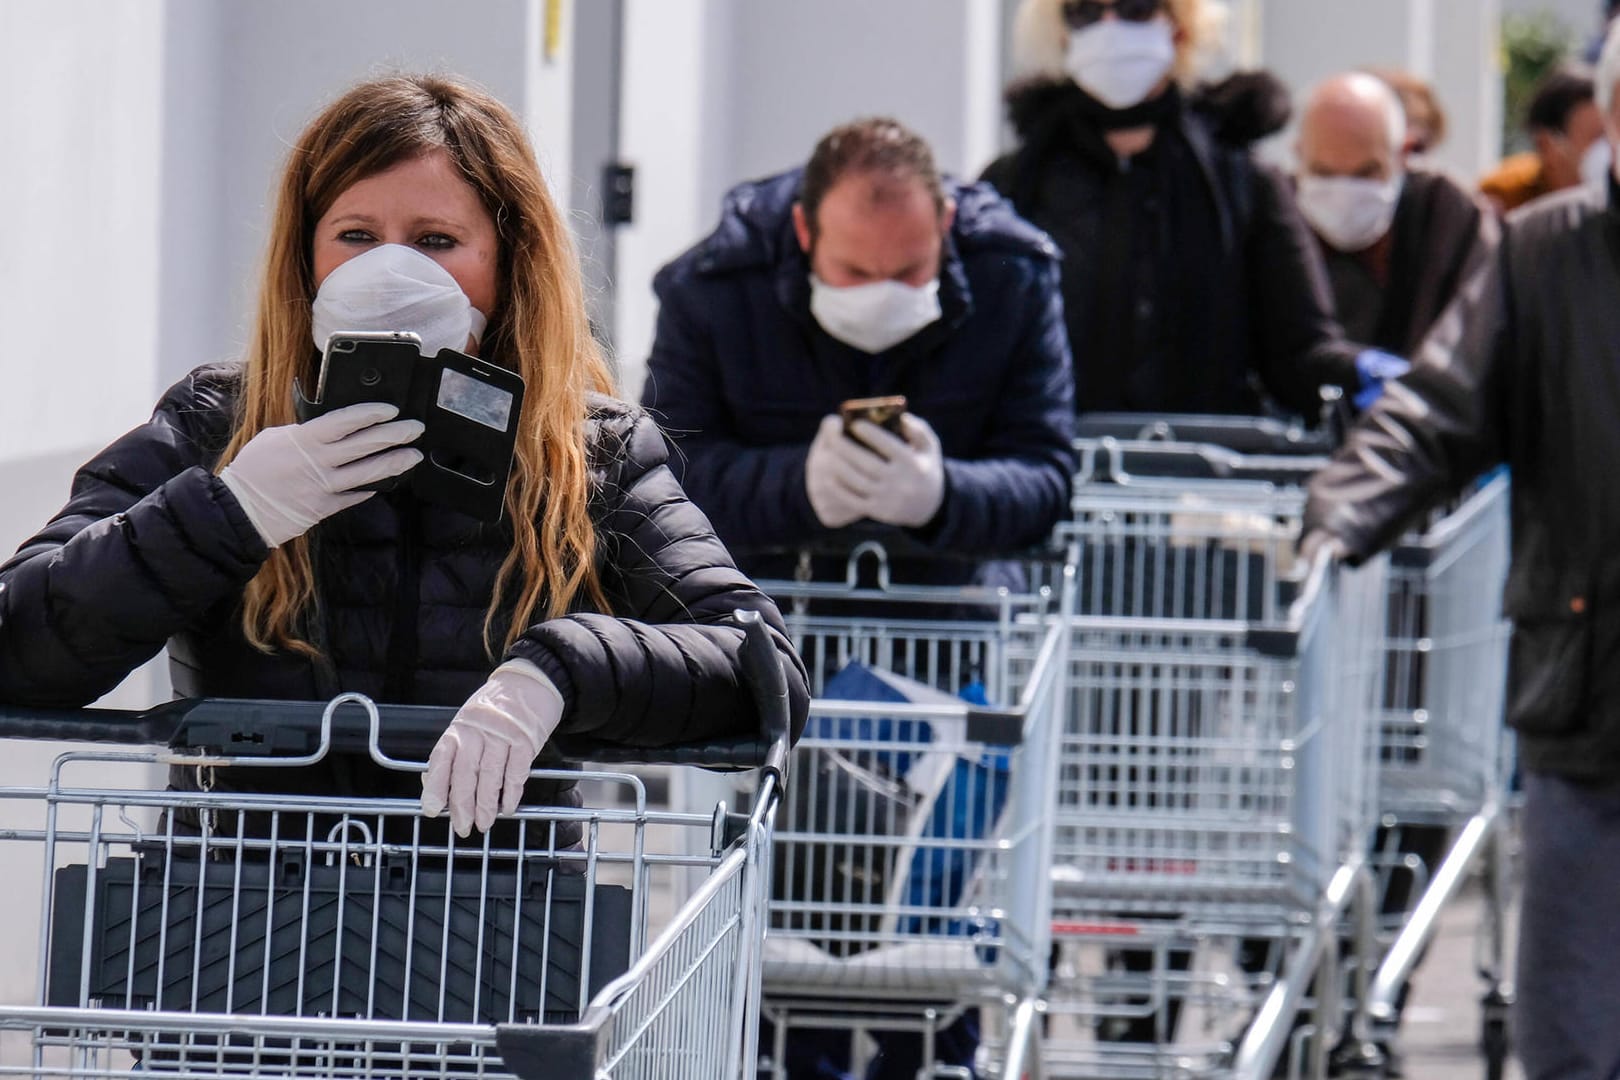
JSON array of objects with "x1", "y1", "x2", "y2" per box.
[
  {"x1": 421, "y1": 658, "x2": 565, "y2": 837},
  {"x1": 219, "y1": 403, "x2": 423, "y2": 548}
]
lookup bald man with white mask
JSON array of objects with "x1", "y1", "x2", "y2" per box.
[{"x1": 1295, "y1": 73, "x2": 1498, "y2": 359}]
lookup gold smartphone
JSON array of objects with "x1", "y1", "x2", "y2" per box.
[{"x1": 838, "y1": 395, "x2": 908, "y2": 438}]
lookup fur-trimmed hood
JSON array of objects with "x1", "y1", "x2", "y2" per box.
[{"x1": 1004, "y1": 70, "x2": 1292, "y2": 147}]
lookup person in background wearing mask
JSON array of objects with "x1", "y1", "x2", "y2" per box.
[
  {"x1": 982, "y1": 0, "x2": 1408, "y2": 421},
  {"x1": 0, "y1": 74, "x2": 809, "y2": 841},
  {"x1": 1301, "y1": 18, "x2": 1620, "y2": 1079},
  {"x1": 1294, "y1": 70, "x2": 1500, "y2": 1073},
  {"x1": 1481, "y1": 68, "x2": 1608, "y2": 215},
  {"x1": 642, "y1": 117, "x2": 1075, "y2": 598},
  {"x1": 1297, "y1": 73, "x2": 1500, "y2": 360}
]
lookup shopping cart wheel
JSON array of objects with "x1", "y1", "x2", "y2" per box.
[
  {"x1": 1480, "y1": 987, "x2": 1512, "y2": 1080},
  {"x1": 1329, "y1": 1035, "x2": 1387, "y2": 1077}
]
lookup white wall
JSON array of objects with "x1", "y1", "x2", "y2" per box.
[
  {"x1": 0, "y1": 2, "x2": 166, "y2": 462},
  {"x1": 1255, "y1": 0, "x2": 1503, "y2": 181},
  {"x1": 0, "y1": 0, "x2": 174, "y2": 1037}
]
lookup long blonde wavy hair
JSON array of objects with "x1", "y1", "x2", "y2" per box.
[
  {"x1": 1010, "y1": 0, "x2": 1230, "y2": 85},
  {"x1": 220, "y1": 74, "x2": 614, "y2": 659}
]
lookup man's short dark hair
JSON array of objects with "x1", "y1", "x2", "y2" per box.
[
  {"x1": 800, "y1": 118, "x2": 946, "y2": 236},
  {"x1": 1527, "y1": 69, "x2": 1597, "y2": 134}
]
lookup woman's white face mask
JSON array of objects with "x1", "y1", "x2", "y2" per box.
[
  {"x1": 1296, "y1": 174, "x2": 1405, "y2": 253},
  {"x1": 1064, "y1": 16, "x2": 1177, "y2": 111},
  {"x1": 809, "y1": 275, "x2": 942, "y2": 354},
  {"x1": 310, "y1": 243, "x2": 488, "y2": 358}
]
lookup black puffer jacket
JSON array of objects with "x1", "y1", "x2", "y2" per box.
[
  {"x1": 1305, "y1": 181, "x2": 1620, "y2": 780},
  {"x1": 982, "y1": 77, "x2": 1362, "y2": 417},
  {"x1": 0, "y1": 363, "x2": 810, "y2": 807}
]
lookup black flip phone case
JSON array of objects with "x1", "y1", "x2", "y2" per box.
[{"x1": 295, "y1": 338, "x2": 525, "y2": 522}]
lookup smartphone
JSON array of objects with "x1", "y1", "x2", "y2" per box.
[
  {"x1": 839, "y1": 395, "x2": 908, "y2": 437},
  {"x1": 292, "y1": 333, "x2": 525, "y2": 520},
  {"x1": 311, "y1": 330, "x2": 423, "y2": 413}
]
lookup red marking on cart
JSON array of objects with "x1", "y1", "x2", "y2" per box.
[{"x1": 1050, "y1": 922, "x2": 1141, "y2": 936}]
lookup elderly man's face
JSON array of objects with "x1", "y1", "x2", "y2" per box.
[
  {"x1": 792, "y1": 173, "x2": 952, "y2": 288},
  {"x1": 1298, "y1": 99, "x2": 1400, "y2": 183}
]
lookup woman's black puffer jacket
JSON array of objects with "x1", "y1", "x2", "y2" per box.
[{"x1": 0, "y1": 362, "x2": 810, "y2": 810}]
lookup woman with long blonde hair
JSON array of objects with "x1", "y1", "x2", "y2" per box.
[{"x1": 0, "y1": 74, "x2": 808, "y2": 838}]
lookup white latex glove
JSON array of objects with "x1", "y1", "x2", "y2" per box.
[
  {"x1": 804, "y1": 414, "x2": 878, "y2": 528},
  {"x1": 846, "y1": 414, "x2": 946, "y2": 528},
  {"x1": 421, "y1": 658, "x2": 566, "y2": 837},
  {"x1": 219, "y1": 403, "x2": 424, "y2": 548}
]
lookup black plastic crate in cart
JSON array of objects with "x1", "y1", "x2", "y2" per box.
[{"x1": 47, "y1": 852, "x2": 632, "y2": 1025}]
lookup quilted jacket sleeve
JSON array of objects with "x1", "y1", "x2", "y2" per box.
[
  {"x1": 508, "y1": 408, "x2": 811, "y2": 748},
  {"x1": 0, "y1": 366, "x2": 269, "y2": 706},
  {"x1": 641, "y1": 271, "x2": 826, "y2": 550},
  {"x1": 917, "y1": 257, "x2": 1076, "y2": 554}
]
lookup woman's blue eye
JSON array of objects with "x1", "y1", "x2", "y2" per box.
[
  {"x1": 417, "y1": 234, "x2": 456, "y2": 250},
  {"x1": 338, "y1": 230, "x2": 375, "y2": 244}
]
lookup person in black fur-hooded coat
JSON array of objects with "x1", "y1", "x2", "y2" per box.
[{"x1": 982, "y1": 0, "x2": 1401, "y2": 419}]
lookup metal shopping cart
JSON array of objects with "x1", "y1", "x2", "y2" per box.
[
  {"x1": 750, "y1": 544, "x2": 1066, "y2": 1079},
  {"x1": 1072, "y1": 421, "x2": 1518, "y2": 1078},
  {"x1": 0, "y1": 612, "x2": 791, "y2": 1080},
  {"x1": 1365, "y1": 472, "x2": 1514, "y2": 1079},
  {"x1": 1019, "y1": 437, "x2": 1388, "y2": 1080}
]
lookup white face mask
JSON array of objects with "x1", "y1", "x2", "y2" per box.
[
  {"x1": 1581, "y1": 138, "x2": 1614, "y2": 189},
  {"x1": 1295, "y1": 174, "x2": 1404, "y2": 253},
  {"x1": 809, "y1": 275, "x2": 943, "y2": 354},
  {"x1": 1064, "y1": 17, "x2": 1176, "y2": 111},
  {"x1": 310, "y1": 243, "x2": 488, "y2": 358}
]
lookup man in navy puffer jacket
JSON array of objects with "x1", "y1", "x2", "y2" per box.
[{"x1": 642, "y1": 117, "x2": 1076, "y2": 595}]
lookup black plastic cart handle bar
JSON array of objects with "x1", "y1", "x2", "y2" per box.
[{"x1": 0, "y1": 610, "x2": 792, "y2": 778}]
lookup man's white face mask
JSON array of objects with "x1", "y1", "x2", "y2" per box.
[
  {"x1": 310, "y1": 243, "x2": 488, "y2": 357},
  {"x1": 1295, "y1": 173, "x2": 1405, "y2": 253},
  {"x1": 1064, "y1": 16, "x2": 1176, "y2": 111},
  {"x1": 809, "y1": 276, "x2": 943, "y2": 354}
]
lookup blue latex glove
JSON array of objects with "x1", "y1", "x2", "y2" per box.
[{"x1": 1354, "y1": 349, "x2": 1411, "y2": 411}]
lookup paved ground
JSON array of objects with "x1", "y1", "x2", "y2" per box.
[{"x1": 1390, "y1": 875, "x2": 1521, "y2": 1080}]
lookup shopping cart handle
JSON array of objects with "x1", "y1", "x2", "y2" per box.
[
  {"x1": 0, "y1": 697, "x2": 453, "y2": 756},
  {"x1": 0, "y1": 705, "x2": 187, "y2": 746},
  {"x1": 0, "y1": 697, "x2": 790, "y2": 771},
  {"x1": 0, "y1": 611, "x2": 793, "y2": 773},
  {"x1": 732, "y1": 608, "x2": 793, "y2": 780}
]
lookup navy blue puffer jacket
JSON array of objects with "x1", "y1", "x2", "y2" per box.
[
  {"x1": 0, "y1": 363, "x2": 809, "y2": 807},
  {"x1": 640, "y1": 169, "x2": 1076, "y2": 584}
]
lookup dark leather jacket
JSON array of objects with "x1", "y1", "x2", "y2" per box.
[{"x1": 1305, "y1": 181, "x2": 1620, "y2": 779}]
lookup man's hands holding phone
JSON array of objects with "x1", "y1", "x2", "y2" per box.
[
  {"x1": 805, "y1": 407, "x2": 945, "y2": 530},
  {"x1": 220, "y1": 403, "x2": 424, "y2": 548}
]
